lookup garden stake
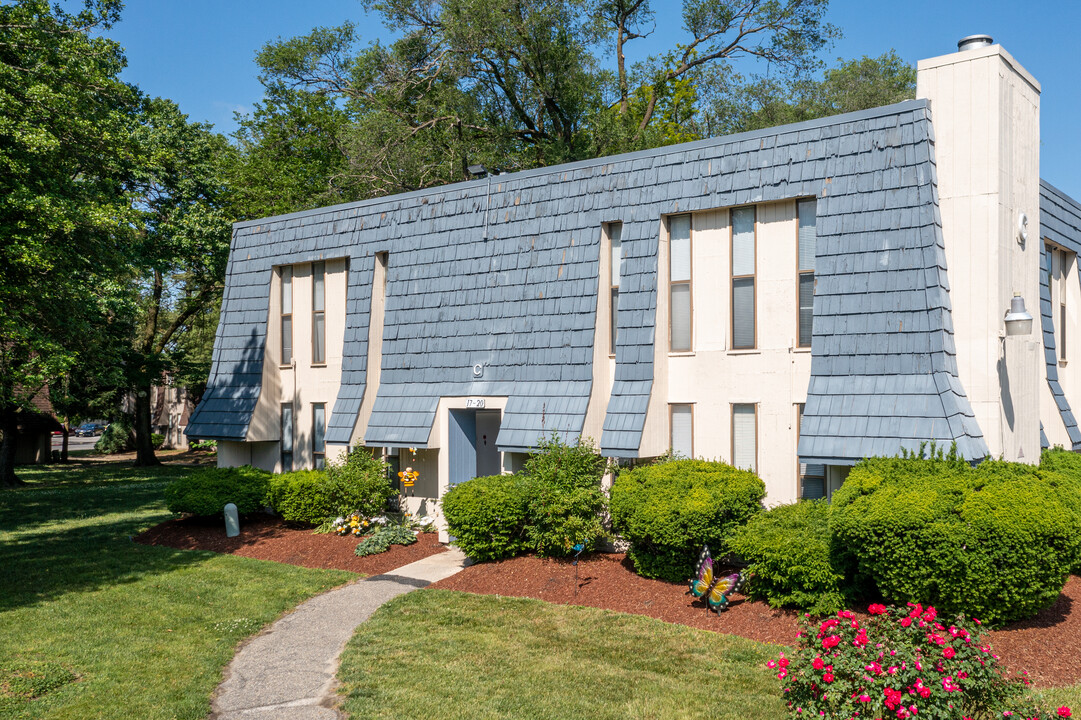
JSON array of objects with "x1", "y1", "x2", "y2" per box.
[{"x1": 572, "y1": 543, "x2": 585, "y2": 596}]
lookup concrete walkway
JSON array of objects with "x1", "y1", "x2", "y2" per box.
[{"x1": 211, "y1": 548, "x2": 469, "y2": 720}]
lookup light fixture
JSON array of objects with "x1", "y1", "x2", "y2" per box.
[
  {"x1": 467, "y1": 164, "x2": 488, "y2": 178},
  {"x1": 1004, "y1": 294, "x2": 1033, "y2": 336}
]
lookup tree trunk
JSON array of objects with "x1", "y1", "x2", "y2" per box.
[
  {"x1": 133, "y1": 388, "x2": 160, "y2": 467},
  {"x1": 0, "y1": 409, "x2": 23, "y2": 486}
]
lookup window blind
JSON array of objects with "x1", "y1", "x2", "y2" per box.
[
  {"x1": 671, "y1": 405, "x2": 693, "y2": 459},
  {"x1": 610, "y1": 223, "x2": 622, "y2": 287},
  {"x1": 799, "y1": 274, "x2": 814, "y2": 347},
  {"x1": 732, "y1": 278, "x2": 754, "y2": 349},
  {"x1": 280, "y1": 404, "x2": 293, "y2": 472},
  {"x1": 798, "y1": 199, "x2": 817, "y2": 271},
  {"x1": 670, "y1": 215, "x2": 691, "y2": 281},
  {"x1": 731, "y1": 207, "x2": 755, "y2": 276},
  {"x1": 671, "y1": 284, "x2": 691, "y2": 351},
  {"x1": 732, "y1": 404, "x2": 756, "y2": 472},
  {"x1": 312, "y1": 403, "x2": 326, "y2": 470}
]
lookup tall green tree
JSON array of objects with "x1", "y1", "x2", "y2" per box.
[
  {"x1": 0, "y1": 0, "x2": 140, "y2": 484},
  {"x1": 125, "y1": 97, "x2": 234, "y2": 466}
]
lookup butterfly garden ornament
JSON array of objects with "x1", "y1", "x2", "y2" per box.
[{"x1": 687, "y1": 545, "x2": 745, "y2": 613}]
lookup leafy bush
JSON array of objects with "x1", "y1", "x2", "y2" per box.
[
  {"x1": 609, "y1": 459, "x2": 765, "y2": 582},
  {"x1": 266, "y1": 471, "x2": 331, "y2": 523},
  {"x1": 522, "y1": 435, "x2": 608, "y2": 557},
  {"x1": 442, "y1": 474, "x2": 535, "y2": 562},
  {"x1": 831, "y1": 455, "x2": 1081, "y2": 626},
  {"x1": 190, "y1": 439, "x2": 217, "y2": 452},
  {"x1": 164, "y1": 466, "x2": 271, "y2": 517},
  {"x1": 151, "y1": 433, "x2": 165, "y2": 449},
  {"x1": 768, "y1": 603, "x2": 1068, "y2": 719},
  {"x1": 354, "y1": 525, "x2": 417, "y2": 557},
  {"x1": 323, "y1": 446, "x2": 396, "y2": 518},
  {"x1": 94, "y1": 419, "x2": 133, "y2": 454},
  {"x1": 727, "y1": 500, "x2": 846, "y2": 614}
]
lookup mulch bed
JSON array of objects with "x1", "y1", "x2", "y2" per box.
[
  {"x1": 136, "y1": 513, "x2": 1081, "y2": 688},
  {"x1": 136, "y1": 514, "x2": 446, "y2": 576},
  {"x1": 432, "y1": 552, "x2": 1081, "y2": 689}
]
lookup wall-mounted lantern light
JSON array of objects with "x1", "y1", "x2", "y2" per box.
[{"x1": 1004, "y1": 294, "x2": 1034, "y2": 336}]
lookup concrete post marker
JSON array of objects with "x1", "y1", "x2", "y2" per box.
[{"x1": 211, "y1": 548, "x2": 468, "y2": 720}]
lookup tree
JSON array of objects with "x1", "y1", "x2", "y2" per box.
[
  {"x1": 125, "y1": 98, "x2": 234, "y2": 466},
  {"x1": 0, "y1": 0, "x2": 140, "y2": 484},
  {"x1": 702, "y1": 50, "x2": 916, "y2": 136},
  {"x1": 232, "y1": 0, "x2": 837, "y2": 209}
]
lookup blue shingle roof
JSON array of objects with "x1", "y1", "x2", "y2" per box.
[{"x1": 1039, "y1": 180, "x2": 1081, "y2": 449}]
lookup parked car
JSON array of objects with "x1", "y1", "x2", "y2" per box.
[{"x1": 74, "y1": 423, "x2": 106, "y2": 437}]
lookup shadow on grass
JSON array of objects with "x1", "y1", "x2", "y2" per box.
[{"x1": 0, "y1": 477, "x2": 214, "y2": 613}]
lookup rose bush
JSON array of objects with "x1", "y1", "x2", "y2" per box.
[{"x1": 768, "y1": 602, "x2": 1070, "y2": 720}]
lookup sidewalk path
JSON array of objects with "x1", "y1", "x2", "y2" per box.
[{"x1": 211, "y1": 548, "x2": 469, "y2": 720}]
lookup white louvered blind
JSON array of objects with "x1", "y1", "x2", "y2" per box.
[
  {"x1": 610, "y1": 222, "x2": 622, "y2": 287},
  {"x1": 731, "y1": 207, "x2": 755, "y2": 276},
  {"x1": 670, "y1": 284, "x2": 691, "y2": 351},
  {"x1": 731, "y1": 207, "x2": 755, "y2": 349},
  {"x1": 670, "y1": 404, "x2": 693, "y2": 459},
  {"x1": 732, "y1": 278, "x2": 754, "y2": 348},
  {"x1": 798, "y1": 199, "x2": 817, "y2": 271},
  {"x1": 669, "y1": 215, "x2": 691, "y2": 281},
  {"x1": 732, "y1": 404, "x2": 756, "y2": 472}
]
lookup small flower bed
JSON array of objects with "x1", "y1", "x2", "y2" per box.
[
  {"x1": 332, "y1": 513, "x2": 388, "y2": 537},
  {"x1": 768, "y1": 603, "x2": 1072, "y2": 719}
]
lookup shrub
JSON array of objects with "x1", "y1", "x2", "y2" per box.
[
  {"x1": 94, "y1": 419, "x2": 133, "y2": 454},
  {"x1": 266, "y1": 471, "x2": 331, "y2": 524},
  {"x1": 609, "y1": 459, "x2": 765, "y2": 582},
  {"x1": 190, "y1": 439, "x2": 217, "y2": 452},
  {"x1": 831, "y1": 455, "x2": 1081, "y2": 627},
  {"x1": 164, "y1": 466, "x2": 271, "y2": 517},
  {"x1": 768, "y1": 603, "x2": 1067, "y2": 720},
  {"x1": 442, "y1": 474, "x2": 534, "y2": 562},
  {"x1": 151, "y1": 433, "x2": 165, "y2": 449},
  {"x1": 323, "y1": 446, "x2": 396, "y2": 518},
  {"x1": 727, "y1": 500, "x2": 846, "y2": 614},
  {"x1": 521, "y1": 435, "x2": 608, "y2": 557},
  {"x1": 354, "y1": 525, "x2": 417, "y2": 557}
]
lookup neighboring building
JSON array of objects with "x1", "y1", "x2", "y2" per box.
[
  {"x1": 14, "y1": 391, "x2": 62, "y2": 465},
  {"x1": 122, "y1": 378, "x2": 196, "y2": 450},
  {"x1": 188, "y1": 38, "x2": 1078, "y2": 517}
]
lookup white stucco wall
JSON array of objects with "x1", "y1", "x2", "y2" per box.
[{"x1": 918, "y1": 44, "x2": 1042, "y2": 462}]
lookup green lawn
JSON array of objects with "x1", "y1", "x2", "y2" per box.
[
  {"x1": 337, "y1": 589, "x2": 786, "y2": 720},
  {"x1": 0, "y1": 459, "x2": 354, "y2": 719}
]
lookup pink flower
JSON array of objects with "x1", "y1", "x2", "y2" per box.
[
  {"x1": 869, "y1": 603, "x2": 888, "y2": 615},
  {"x1": 779, "y1": 657, "x2": 790, "y2": 668},
  {"x1": 901, "y1": 617, "x2": 913, "y2": 628},
  {"x1": 943, "y1": 647, "x2": 956, "y2": 659},
  {"x1": 858, "y1": 694, "x2": 871, "y2": 702},
  {"x1": 767, "y1": 660, "x2": 777, "y2": 669},
  {"x1": 823, "y1": 673, "x2": 834, "y2": 683},
  {"x1": 778, "y1": 669, "x2": 787, "y2": 680},
  {"x1": 839, "y1": 610, "x2": 855, "y2": 619},
  {"x1": 1059, "y1": 708, "x2": 1073, "y2": 718},
  {"x1": 813, "y1": 657, "x2": 825, "y2": 670},
  {"x1": 822, "y1": 635, "x2": 841, "y2": 649}
]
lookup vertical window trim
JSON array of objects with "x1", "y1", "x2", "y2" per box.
[
  {"x1": 280, "y1": 266, "x2": 293, "y2": 367},
  {"x1": 797, "y1": 199, "x2": 816, "y2": 348},
  {"x1": 609, "y1": 222, "x2": 622, "y2": 357},
  {"x1": 312, "y1": 402, "x2": 326, "y2": 470},
  {"x1": 669, "y1": 403, "x2": 694, "y2": 459},
  {"x1": 1060, "y1": 248, "x2": 1068, "y2": 362},
  {"x1": 311, "y1": 261, "x2": 326, "y2": 366},
  {"x1": 731, "y1": 402, "x2": 758, "y2": 473},
  {"x1": 669, "y1": 214, "x2": 693, "y2": 353},
  {"x1": 730, "y1": 206, "x2": 757, "y2": 350}
]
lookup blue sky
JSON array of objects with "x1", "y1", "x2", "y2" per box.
[{"x1": 105, "y1": 0, "x2": 1080, "y2": 197}]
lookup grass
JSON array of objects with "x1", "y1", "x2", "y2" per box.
[
  {"x1": 337, "y1": 589, "x2": 786, "y2": 720},
  {"x1": 0, "y1": 459, "x2": 354, "y2": 719}
]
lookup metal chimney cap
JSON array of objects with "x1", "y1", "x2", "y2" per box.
[{"x1": 958, "y1": 34, "x2": 994, "y2": 52}]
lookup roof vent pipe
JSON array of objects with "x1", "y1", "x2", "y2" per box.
[{"x1": 957, "y1": 34, "x2": 993, "y2": 51}]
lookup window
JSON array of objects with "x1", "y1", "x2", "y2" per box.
[
  {"x1": 312, "y1": 403, "x2": 326, "y2": 469},
  {"x1": 669, "y1": 214, "x2": 692, "y2": 352},
  {"x1": 670, "y1": 404, "x2": 693, "y2": 459},
  {"x1": 1048, "y1": 245, "x2": 1072, "y2": 362},
  {"x1": 797, "y1": 199, "x2": 817, "y2": 348},
  {"x1": 796, "y1": 403, "x2": 825, "y2": 499},
  {"x1": 732, "y1": 403, "x2": 757, "y2": 472},
  {"x1": 312, "y1": 261, "x2": 326, "y2": 364},
  {"x1": 609, "y1": 222, "x2": 622, "y2": 354},
  {"x1": 731, "y1": 207, "x2": 756, "y2": 349},
  {"x1": 281, "y1": 266, "x2": 293, "y2": 365},
  {"x1": 280, "y1": 404, "x2": 294, "y2": 471}
]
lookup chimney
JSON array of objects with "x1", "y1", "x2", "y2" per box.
[{"x1": 916, "y1": 39, "x2": 1042, "y2": 463}]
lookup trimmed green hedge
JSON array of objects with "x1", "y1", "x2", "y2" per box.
[
  {"x1": 266, "y1": 471, "x2": 330, "y2": 523},
  {"x1": 727, "y1": 500, "x2": 845, "y2": 614},
  {"x1": 831, "y1": 455, "x2": 1081, "y2": 626},
  {"x1": 164, "y1": 466, "x2": 271, "y2": 517},
  {"x1": 609, "y1": 460, "x2": 765, "y2": 582},
  {"x1": 441, "y1": 475, "x2": 535, "y2": 562}
]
